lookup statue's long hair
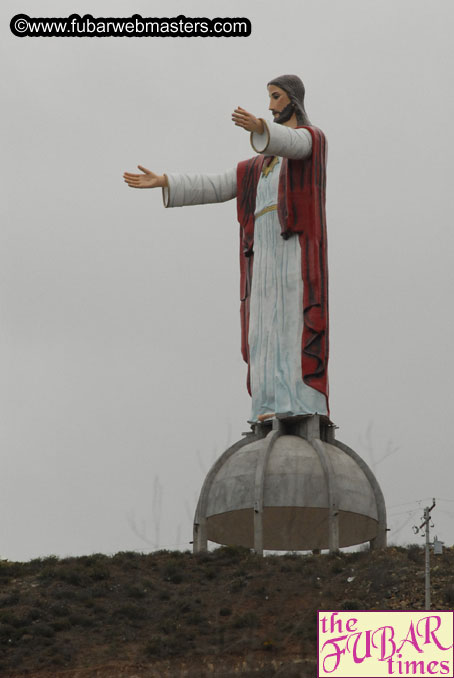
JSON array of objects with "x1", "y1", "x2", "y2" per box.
[{"x1": 267, "y1": 74, "x2": 311, "y2": 126}]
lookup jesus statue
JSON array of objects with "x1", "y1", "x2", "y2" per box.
[{"x1": 123, "y1": 74, "x2": 329, "y2": 424}]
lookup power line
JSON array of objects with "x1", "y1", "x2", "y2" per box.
[
  {"x1": 388, "y1": 507, "x2": 423, "y2": 518},
  {"x1": 387, "y1": 497, "x2": 433, "y2": 510}
]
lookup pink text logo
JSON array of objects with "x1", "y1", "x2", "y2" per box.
[{"x1": 318, "y1": 610, "x2": 454, "y2": 677}]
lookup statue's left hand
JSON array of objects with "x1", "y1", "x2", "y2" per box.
[{"x1": 232, "y1": 107, "x2": 264, "y2": 134}]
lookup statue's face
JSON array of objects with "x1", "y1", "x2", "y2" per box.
[{"x1": 267, "y1": 85, "x2": 293, "y2": 124}]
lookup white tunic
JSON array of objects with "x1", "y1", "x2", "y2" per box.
[{"x1": 163, "y1": 122, "x2": 328, "y2": 421}]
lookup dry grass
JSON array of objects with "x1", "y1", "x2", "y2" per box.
[{"x1": 0, "y1": 545, "x2": 452, "y2": 677}]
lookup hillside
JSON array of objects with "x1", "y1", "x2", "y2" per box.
[{"x1": 0, "y1": 545, "x2": 453, "y2": 678}]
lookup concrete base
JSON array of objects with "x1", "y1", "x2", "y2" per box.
[{"x1": 193, "y1": 415, "x2": 387, "y2": 555}]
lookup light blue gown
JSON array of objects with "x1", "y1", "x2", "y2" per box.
[{"x1": 248, "y1": 158, "x2": 328, "y2": 421}]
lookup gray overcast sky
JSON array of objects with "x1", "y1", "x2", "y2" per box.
[{"x1": 1, "y1": 0, "x2": 453, "y2": 561}]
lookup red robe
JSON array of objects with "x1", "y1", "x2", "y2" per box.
[{"x1": 236, "y1": 126, "x2": 329, "y2": 410}]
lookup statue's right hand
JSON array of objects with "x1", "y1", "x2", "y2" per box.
[{"x1": 123, "y1": 166, "x2": 167, "y2": 189}]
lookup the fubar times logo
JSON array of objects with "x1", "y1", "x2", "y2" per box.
[{"x1": 318, "y1": 611, "x2": 454, "y2": 677}]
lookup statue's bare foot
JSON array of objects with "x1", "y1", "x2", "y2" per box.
[{"x1": 257, "y1": 412, "x2": 275, "y2": 422}]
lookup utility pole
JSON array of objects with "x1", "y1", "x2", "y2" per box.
[{"x1": 414, "y1": 499, "x2": 436, "y2": 610}]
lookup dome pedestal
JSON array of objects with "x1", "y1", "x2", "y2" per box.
[{"x1": 193, "y1": 415, "x2": 387, "y2": 554}]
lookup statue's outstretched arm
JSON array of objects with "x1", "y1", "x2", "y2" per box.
[
  {"x1": 231, "y1": 106, "x2": 313, "y2": 160},
  {"x1": 123, "y1": 164, "x2": 236, "y2": 208},
  {"x1": 250, "y1": 122, "x2": 313, "y2": 160}
]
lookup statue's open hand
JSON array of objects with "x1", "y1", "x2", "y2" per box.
[
  {"x1": 123, "y1": 166, "x2": 167, "y2": 189},
  {"x1": 232, "y1": 107, "x2": 264, "y2": 134}
]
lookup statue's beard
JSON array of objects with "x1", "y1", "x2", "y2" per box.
[{"x1": 271, "y1": 102, "x2": 294, "y2": 124}]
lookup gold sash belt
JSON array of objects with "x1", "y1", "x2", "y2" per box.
[{"x1": 254, "y1": 204, "x2": 278, "y2": 220}]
